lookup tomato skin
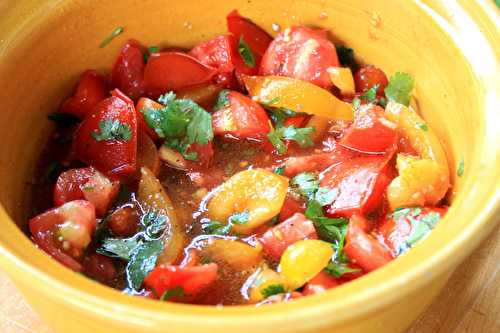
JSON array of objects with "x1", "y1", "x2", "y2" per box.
[
  {"x1": 321, "y1": 153, "x2": 394, "y2": 217},
  {"x1": 212, "y1": 91, "x2": 270, "y2": 139},
  {"x1": 278, "y1": 195, "x2": 305, "y2": 222},
  {"x1": 340, "y1": 105, "x2": 398, "y2": 154},
  {"x1": 190, "y1": 35, "x2": 239, "y2": 88},
  {"x1": 227, "y1": 10, "x2": 273, "y2": 60},
  {"x1": 108, "y1": 206, "x2": 138, "y2": 237},
  {"x1": 259, "y1": 213, "x2": 318, "y2": 261},
  {"x1": 259, "y1": 27, "x2": 339, "y2": 88},
  {"x1": 185, "y1": 142, "x2": 215, "y2": 170},
  {"x1": 61, "y1": 70, "x2": 108, "y2": 119},
  {"x1": 54, "y1": 167, "x2": 120, "y2": 216},
  {"x1": 143, "y1": 52, "x2": 217, "y2": 98},
  {"x1": 144, "y1": 264, "x2": 218, "y2": 299},
  {"x1": 83, "y1": 252, "x2": 117, "y2": 284},
  {"x1": 283, "y1": 115, "x2": 310, "y2": 128},
  {"x1": 29, "y1": 200, "x2": 97, "y2": 272},
  {"x1": 378, "y1": 207, "x2": 447, "y2": 255},
  {"x1": 344, "y1": 215, "x2": 393, "y2": 272},
  {"x1": 111, "y1": 40, "x2": 146, "y2": 100},
  {"x1": 354, "y1": 65, "x2": 388, "y2": 95},
  {"x1": 74, "y1": 89, "x2": 138, "y2": 179},
  {"x1": 302, "y1": 271, "x2": 340, "y2": 296}
]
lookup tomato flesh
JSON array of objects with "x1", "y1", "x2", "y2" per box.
[
  {"x1": 111, "y1": 40, "x2": 146, "y2": 100},
  {"x1": 61, "y1": 70, "x2": 108, "y2": 119},
  {"x1": 354, "y1": 65, "x2": 388, "y2": 95}
]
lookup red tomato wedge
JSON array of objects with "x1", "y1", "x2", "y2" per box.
[
  {"x1": 29, "y1": 200, "x2": 97, "y2": 272},
  {"x1": 259, "y1": 27, "x2": 339, "y2": 88},
  {"x1": 54, "y1": 167, "x2": 120, "y2": 216},
  {"x1": 143, "y1": 52, "x2": 217, "y2": 98},
  {"x1": 354, "y1": 65, "x2": 388, "y2": 95},
  {"x1": 302, "y1": 271, "x2": 340, "y2": 296},
  {"x1": 111, "y1": 40, "x2": 146, "y2": 101},
  {"x1": 283, "y1": 115, "x2": 310, "y2": 128},
  {"x1": 278, "y1": 195, "x2": 305, "y2": 222},
  {"x1": 61, "y1": 70, "x2": 108, "y2": 119},
  {"x1": 74, "y1": 89, "x2": 138, "y2": 179},
  {"x1": 320, "y1": 153, "x2": 395, "y2": 217},
  {"x1": 344, "y1": 215, "x2": 393, "y2": 272},
  {"x1": 185, "y1": 142, "x2": 215, "y2": 170},
  {"x1": 258, "y1": 213, "x2": 318, "y2": 261},
  {"x1": 212, "y1": 91, "x2": 270, "y2": 139},
  {"x1": 135, "y1": 97, "x2": 162, "y2": 141},
  {"x1": 227, "y1": 10, "x2": 273, "y2": 60},
  {"x1": 378, "y1": 207, "x2": 447, "y2": 256},
  {"x1": 340, "y1": 105, "x2": 397, "y2": 154},
  {"x1": 144, "y1": 264, "x2": 218, "y2": 299},
  {"x1": 190, "y1": 35, "x2": 239, "y2": 88},
  {"x1": 83, "y1": 252, "x2": 117, "y2": 284}
]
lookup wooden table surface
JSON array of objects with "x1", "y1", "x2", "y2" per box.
[{"x1": 0, "y1": 225, "x2": 498, "y2": 333}]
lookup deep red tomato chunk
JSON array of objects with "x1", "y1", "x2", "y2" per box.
[
  {"x1": 83, "y1": 252, "x2": 117, "y2": 284},
  {"x1": 354, "y1": 65, "x2": 389, "y2": 95},
  {"x1": 302, "y1": 271, "x2": 340, "y2": 296},
  {"x1": 212, "y1": 91, "x2": 270, "y2": 139},
  {"x1": 74, "y1": 89, "x2": 138, "y2": 179},
  {"x1": 144, "y1": 264, "x2": 218, "y2": 299},
  {"x1": 111, "y1": 40, "x2": 146, "y2": 101},
  {"x1": 340, "y1": 105, "x2": 397, "y2": 154},
  {"x1": 344, "y1": 215, "x2": 393, "y2": 272},
  {"x1": 259, "y1": 26, "x2": 339, "y2": 88},
  {"x1": 29, "y1": 200, "x2": 97, "y2": 272},
  {"x1": 61, "y1": 70, "x2": 108, "y2": 119},
  {"x1": 143, "y1": 52, "x2": 217, "y2": 98}
]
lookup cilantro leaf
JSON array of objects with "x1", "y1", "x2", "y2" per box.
[
  {"x1": 457, "y1": 157, "x2": 465, "y2": 177},
  {"x1": 99, "y1": 27, "x2": 124, "y2": 48},
  {"x1": 305, "y1": 200, "x2": 349, "y2": 243},
  {"x1": 418, "y1": 122, "x2": 428, "y2": 131},
  {"x1": 126, "y1": 240, "x2": 163, "y2": 290},
  {"x1": 384, "y1": 72, "x2": 415, "y2": 106},
  {"x1": 141, "y1": 211, "x2": 167, "y2": 239},
  {"x1": 325, "y1": 261, "x2": 361, "y2": 278},
  {"x1": 48, "y1": 112, "x2": 80, "y2": 127},
  {"x1": 268, "y1": 126, "x2": 315, "y2": 155},
  {"x1": 144, "y1": 45, "x2": 160, "y2": 62},
  {"x1": 202, "y1": 221, "x2": 232, "y2": 235},
  {"x1": 361, "y1": 84, "x2": 379, "y2": 103},
  {"x1": 261, "y1": 284, "x2": 286, "y2": 298},
  {"x1": 291, "y1": 173, "x2": 319, "y2": 198},
  {"x1": 91, "y1": 119, "x2": 132, "y2": 142},
  {"x1": 238, "y1": 36, "x2": 256, "y2": 68},
  {"x1": 265, "y1": 107, "x2": 302, "y2": 127},
  {"x1": 314, "y1": 188, "x2": 339, "y2": 206},
  {"x1": 214, "y1": 89, "x2": 230, "y2": 110},
  {"x1": 352, "y1": 97, "x2": 361, "y2": 110},
  {"x1": 229, "y1": 211, "x2": 250, "y2": 225},
  {"x1": 273, "y1": 166, "x2": 286, "y2": 175},
  {"x1": 98, "y1": 237, "x2": 141, "y2": 261},
  {"x1": 335, "y1": 45, "x2": 358, "y2": 71},
  {"x1": 160, "y1": 286, "x2": 185, "y2": 301}
]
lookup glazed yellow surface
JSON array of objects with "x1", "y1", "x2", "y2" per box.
[{"x1": 0, "y1": 1, "x2": 498, "y2": 332}]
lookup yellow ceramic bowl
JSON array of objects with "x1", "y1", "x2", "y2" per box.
[{"x1": 0, "y1": 0, "x2": 498, "y2": 332}]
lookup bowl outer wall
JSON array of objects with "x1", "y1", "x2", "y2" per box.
[{"x1": 0, "y1": 0, "x2": 498, "y2": 332}]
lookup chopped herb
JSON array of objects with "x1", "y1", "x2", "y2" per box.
[
  {"x1": 97, "y1": 237, "x2": 141, "y2": 260},
  {"x1": 384, "y1": 72, "x2": 415, "y2": 106},
  {"x1": 229, "y1": 211, "x2": 250, "y2": 225},
  {"x1": 392, "y1": 207, "x2": 411, "y2": 221},
  {"x1": 238, "y1": 36, "x2": 256, "y2": 68},
  {"x1": 144, "y1": 45, "x2": 160, "y2": 62},
  {"x1": 160, "y1": 286, "x2": 185, "y2": 301},
  {"x1": 265, "y1": 107, "x2": 302, "y2": 127},
  {"x1": 361, "y1": 84, "x2": 379, "y2": 103},
  {"x1": 214, "y1": 89, "x2": 231, "y2": 110},
  {"x1": 91, "y1": 119, "x2": 132, "y2": 142},
  {"x1": 126, "y1": 240, "x2": 163, "y2": 290},
  {"x1": 379, "y1": 97, "x2": 387, "y2": 108},
  {"x1": 314, "y1": 188, "x2": 339, "y2": 206},
  {"x1": 48, "y1": 112, "x2": 80, "y2": 127},
  {"x1": 273, "y1": 166, "x2": 286, "y2": 175},
  {"x1": 352, "y1": 97, "x2": 361, "y2": 110},
  {"x1": 261, "y1": 284, "x2": 286, "y2": 298},
  {"x1": 268, "y1": 215, "x2": 280, "y2": 226},
  {"x1": 418, "y1": 123, "x2": 429, "y2": 131},
  {"x1": 142, "y1": 92, "x2": 213, "y2": 161},
  {"x1": 291, "y1": 173, "x2": 319, "y2": 198},
  {"x1": 325, "y1": 261, "x2": 361, "y2": 278},
  {"x1": 496, "y1": 0, "x2": 500, "y2": 9},
  {"x1": 202, "y1": 220, "x2": 232, "y2": 235},
  {"x1": 305, "y1": 200, "x2": 349, "y2": 243},
  {"x1": 267, "y1": 126, "x2": 315, "y2": 155},
  {"x1": 457, "y1": 157, "x2": 465, "y2": 177},
  {"x1": 335, "y1": 45, "x2": 358, "y2": 71},
  {"x1": 265, "y1": 97, "x2": 280, "y2": 106},
  {"x1": 141, "y1": 212, "x2": 167, "y2": 239},
  {"x1": 99, "y1": 27, "x2": 125, "y2": 48}
]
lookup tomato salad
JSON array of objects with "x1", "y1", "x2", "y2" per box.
[{"x1": 29, "y1": 10, "x2": 450, "y2": 305}]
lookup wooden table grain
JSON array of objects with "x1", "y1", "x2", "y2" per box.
[{"x1": 0, "y1": 225, "x2": 498, "y2": 333}]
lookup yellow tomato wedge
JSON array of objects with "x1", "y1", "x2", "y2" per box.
[
  {"x1": 305, "y1": 115, "x2": 332, "y2": 142},
  {"x1": 201, "y1": 238, "x2": 263, "y2": 271},
  {"x1": 136, "y1": 131, "x2": 160, "y2": 176},
  {"x1": 327, "y1": 67, "x2": 355, "y2": 96},
  {"x1": 177, "y1": 84, "x2": 222, "y2": 107},
  {"x1": 207, "y1": 169, "x2": 289, "y2": 235},
  {"x1": 249, "y1": 266, "x2": 286, "y2": 302},
  {"x1": 243, "y1": 75, "x2": 354, "y2": 121},
  {"x1": 138, "y1": 167, "x2": 185, "y2": 264},
  {"x1": 280, "y1": 240, "x2": 333, "y2": 290},
  {"x1": 384, "y1": 101, "x2": 450, "y2": 210}
]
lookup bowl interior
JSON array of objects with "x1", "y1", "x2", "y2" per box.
[{"x1": 0, "y1": 0, "x2": 498, "y2": 332}]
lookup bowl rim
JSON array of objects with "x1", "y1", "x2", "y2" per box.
[{"x1": 0, "y1": 0, "x2": 499, "y2": 330}]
